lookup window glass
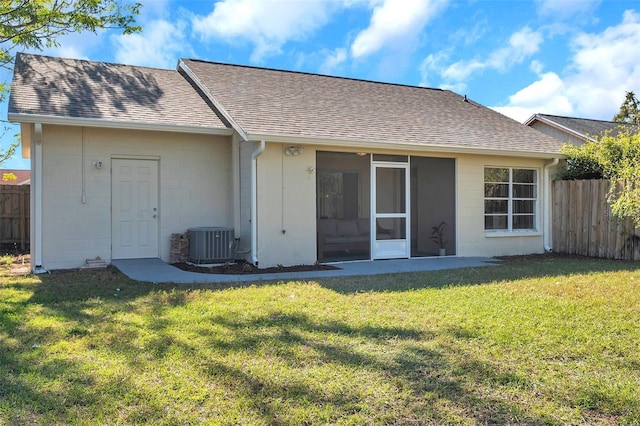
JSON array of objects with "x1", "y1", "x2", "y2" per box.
[
  {"x1": 512, "y1": 184, "x2": 536, "y2": 198},
  {"x1": 513, "y1": 215, "x2": 535, "y2": 229},
  {"x1": 485, "y1": 200, "x2": 508, "y2": 214},
  {"x1": 513, "y1": 169, "x2": 535, "y2": 183},
  {"x1": 513, "y1": 200, "x2": 535, "y2": 214},
  {"x1": 485, "y1": 215, "x2": 508, "y2": 230},
  {"x1": 485, "y1": 183, "x2": 509, "y2": 198},
  {"x1": 484, "y1": 167, "x2": 509, "y2": 182},
  {"x1": 484, "y1": 167, "x2": 537, "y2": 232}
]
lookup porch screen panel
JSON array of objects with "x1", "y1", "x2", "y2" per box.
[{"x1": 316, "y1": 152, "x2": 371, "y2": 262}]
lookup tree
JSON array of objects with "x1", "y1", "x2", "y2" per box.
[
  {"x1": 613, "y1": 91, "x2": 640, "y2": 125},
  {"x1": 561, "y1": 128, "x2": 640, "y2": 225},
  {"x1": 0, "y1": 0, "x2": 141, "y2": 164}
]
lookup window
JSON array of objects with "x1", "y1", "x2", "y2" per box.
[{"x1": 484, "y1": 167, "x2": 537, "y2": 231}]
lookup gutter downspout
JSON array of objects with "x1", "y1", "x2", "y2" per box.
[
  {"x1": 251, "y1": 140, "x2": 266, "y2": 265},
  {"x1": 32, "y1": 123, "x2": 47, "y2": 274},
  {"x1": 232, "y1": 134, "x2": 240, "y2": 239},
  {"x1": 543, "y1": 157, "x2": 560, "y2": 252}
]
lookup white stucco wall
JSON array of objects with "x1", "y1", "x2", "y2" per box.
[
  {"x1": 256, "y1": 143, "x2": 317, "y2": 267},
  {"x1": 456, "y1": 154, "x2": 548, "y2": 257},
  {"x1": 38, "y1": 125, "x2": 232, "y2": 270},
  {"x1": 238, "y1": 140, "x2": 255, "y2": 258}
]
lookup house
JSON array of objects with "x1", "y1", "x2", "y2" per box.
[
  {"x1": 524, "y1": 113, "x2": 637, "y2": 145},
  {"x1": 8, "y1": 53, "x2": 565, "y2": 272},
  {"x1": 0, "y1": 169, "x2": 30, "y2": 185}
]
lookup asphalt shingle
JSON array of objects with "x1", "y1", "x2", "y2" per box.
[
  {"x1": 532, "y1": 114, "x2": 637, "y2": 140},
  {"x1": 9, "y1": 53, "x2": 229, "y2": 130},
  {"x1": 182, "y1": 59, "x2": 565, "y2": 155}
]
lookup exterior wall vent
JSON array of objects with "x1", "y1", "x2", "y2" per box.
[{"x1": 188, "y1": 227, "x2": 235, "y2": 264}]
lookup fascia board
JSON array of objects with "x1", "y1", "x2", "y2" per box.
[
  {"x1": 177, "y1": 60, "x2": 249, "y2": 141},
  {"x1": 8, "y1": 113, "x2": 233, "y2": 136},
  {"x1": 526, "y1": 116, "x2": 590, "y2": 142},
  {"x1": 246, "y1": 132, "x2": 564, "y2": 159}
]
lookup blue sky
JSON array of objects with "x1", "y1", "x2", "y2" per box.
[{"x1": 2, "y1": 0, "x2": 639, "y2": 170}]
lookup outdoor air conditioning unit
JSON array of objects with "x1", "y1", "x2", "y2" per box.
[{"x1": 188, "y1": 227, "x2": 235, "y2": 264}]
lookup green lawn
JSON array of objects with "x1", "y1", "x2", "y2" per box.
[{"x1": 1, "y1": 255, "x2": 639, "y2": 425}]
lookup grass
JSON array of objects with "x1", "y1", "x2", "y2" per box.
[{"x1": 1, "y1": 254, "x2": 639, "y2": 425}]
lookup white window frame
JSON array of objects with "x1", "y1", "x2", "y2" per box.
[{"x1": 484, "y1": 167, "x2": 539, "y2": 234}]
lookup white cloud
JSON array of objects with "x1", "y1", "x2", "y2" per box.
[
  {"x1": 489, "y1": 27, "x2": 543, "y2": 71},
  {"x1": 45, "y1": 45, "x2": 90, "y2": 61},
  {"x1": 140, "y1": 0, "x2": 173, "y2": 17},
  {"x1": 419, "y1": 50, "x2": 450, "y2": 87},
  {"x1": 493, "y1": 72, "x2": 574, "y2": 122},
  {"x1": 319, "y1": 48, "x2": 348, "y2": 74},
  {"x1": 495, "y1": 10, "x2": 640, "y2": 122},
  {"x1": 510, "y1": 71, "x2": 564, "y2": 105},
  {"x1": 36, "y1": 31, "x2": 105, "y2": 61},
  {"x1": 111, "y1": 19, "x2": 191, "y2": 69},
  {"x1": 536, "y1": 0, "x2": 601, "y2": 19},
  {"x1": 351, "y1": 0, "x2": 447, "y2": 58},
  {"x1": 530, "y1": 60, "x2": 544, "y2": 74},
  {"x1": 192, "y1": 0, "x2": 336, "y2": 62},
  {"x1": 422, "y1": 26, "x2": 543, "y2": 91},
  {"x1": 442, "y1": 59, "x2": 483, "y2": 82},
  {"x1": 439, "y1": 82, "x2": 468, "y2": 94},
  {"x1": 441, "y1": 26, "x2": 543, "y2": 82}
]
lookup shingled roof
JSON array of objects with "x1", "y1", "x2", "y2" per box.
[
  {"x1": 525, "y1": 114, "x2": 637, "y2": 141},
  {"x1": 8, "y1": 54, "x2": 565, "y2": 157},
  {"x1": 180, "y1": 59, "x2": 564, "y2": 156},
  {"x1": 8, "y1": 53, "x2": 230, "y2": 132}
]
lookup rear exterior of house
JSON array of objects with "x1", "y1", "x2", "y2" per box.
[
  {"x1": 249, "y1": 145, "x2": 553, "y2": 267},
  {"x1": 9, "y1": 53, "x2": 564, "y2": 272},
  {"x1": 30, "y1": 125, "x2": 232, "y2": 269}
]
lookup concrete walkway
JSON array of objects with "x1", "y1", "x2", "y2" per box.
[{"x1": 111, "y1": 256, "x2": 499, "y2": 284}]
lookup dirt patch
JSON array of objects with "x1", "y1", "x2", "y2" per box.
[
  {"x1": 8, "y1": 254, "x2": 31, "y2": 275},
  {"x1": 172, "y1": 260, "x2": 339, "y2": 275}
]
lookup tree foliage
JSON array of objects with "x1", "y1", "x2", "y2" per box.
[
  {"x1": 561, "y1": 128, "x2": 640, "y2": 225},
  {"x1": 1, "y1": 0, "x2": 141, "y2": 61},
  {"x1": 559, "y1": 142, "x2": 603, "y2": 180},
  {"x1": 613, "y1": 91, "x2": 640, "y2": 125},
  {"x1": 0, "y1": 0, "x2": 141, "y2": 164}
]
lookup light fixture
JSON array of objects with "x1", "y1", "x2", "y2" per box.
[
  {"x1": 356, "y1": 152, "x2": 368, "y2": 157},
  {"x1": 307, "y1": 166, "x2": 315, "y2": 174},
  {"x1": 284, "y1": 146, "x2": 304, "y2": 156}
]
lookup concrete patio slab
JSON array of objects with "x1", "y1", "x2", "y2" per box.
[{"x1": 111, "y1": 257, "x2": 500, "y2": 284}]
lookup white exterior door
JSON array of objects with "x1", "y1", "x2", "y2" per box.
[
  {"x1": 112, "y1": 159, "x2": 159, "y2": 259},
  {"x1": 371, "y1": 162, "x2": 410, "y2": 259}
]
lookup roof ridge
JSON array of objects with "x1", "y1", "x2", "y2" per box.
[
  {"x1": 16, "y1": 52, "x2": 173, "y2": 73},
  {"x1": 182, "y1": 58, "x2": 446, "y2": 93},
  {"x1": 538, "y1": 113, "x2": 629, "y2": 125}
]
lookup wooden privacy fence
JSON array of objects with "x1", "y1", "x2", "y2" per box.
[
  {"x1": 0, "y1": 185, "x2": 30, "y2": 251},
  {"x1": 552, "y1": 179, "x2": 640, "y2": 260}
]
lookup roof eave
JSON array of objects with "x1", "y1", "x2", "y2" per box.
[
  {"x1": 245, "y1": 132, "x2": 564, "y2": 159},
  {"x1": 525, "y1": 115, "x2": 591, "y2": 142},
  {"x1": 8, "y1": 113, "x2": 233, "y2": 136},
  {"x1": 178, "y1": 59, "x2": 249, "y2": 141}
]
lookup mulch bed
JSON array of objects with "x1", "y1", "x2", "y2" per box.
[{"x1": 172, "y1": 260, "x2": 339, "y2": 275}]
